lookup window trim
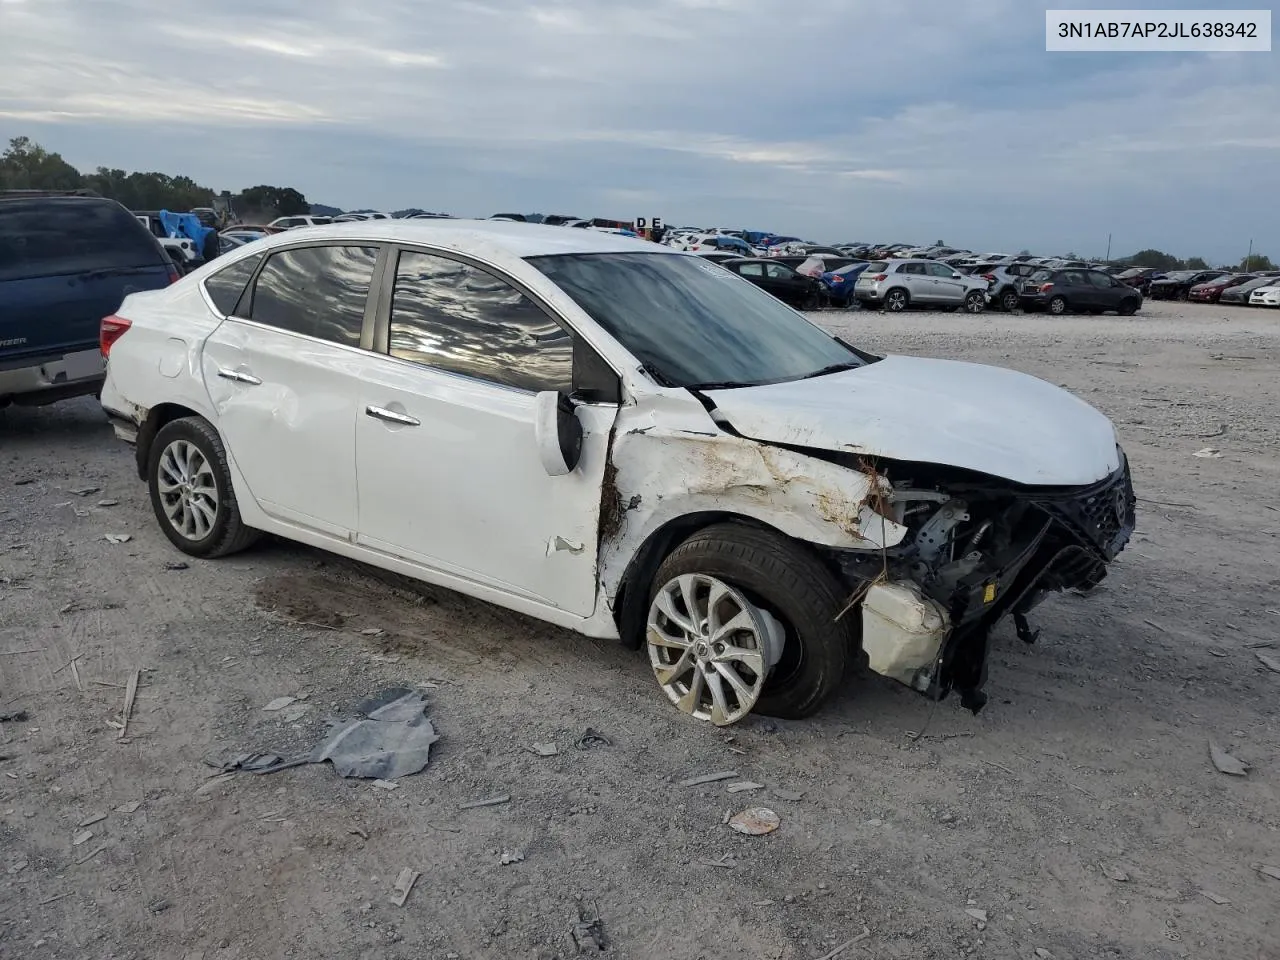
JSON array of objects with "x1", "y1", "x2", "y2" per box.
[{"x1": 370, "y1": 243, "x2": 623, "y2": 405}]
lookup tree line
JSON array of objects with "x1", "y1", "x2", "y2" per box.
[{"x1": 0, "y1": 136, "x2": 311, "y2": 217}]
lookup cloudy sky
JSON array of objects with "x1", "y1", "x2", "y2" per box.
[{"x1": 0, "y1": 0, "x2": 1275, "y2": 260}]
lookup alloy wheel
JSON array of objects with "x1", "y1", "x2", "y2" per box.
[
  {"x1": 646, "y1": 574, "x2": 783, "y2": 725},
  {"x1": 156, "y1": 439, "x2": 219, "y2": 541}
]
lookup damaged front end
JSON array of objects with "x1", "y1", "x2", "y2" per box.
[{"x1": 829, "y1": 452, "x2": 1137, "y2": 713}]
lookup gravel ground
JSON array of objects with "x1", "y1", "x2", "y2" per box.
[{"x1": 1, "y1": 300, "x2": 1278, "y2": 959}]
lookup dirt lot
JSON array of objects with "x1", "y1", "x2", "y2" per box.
[{"x1": 2, "y1": 301, "x2": 1278, "y2": 960}]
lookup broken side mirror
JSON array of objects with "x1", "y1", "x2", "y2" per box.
[{"x1": 534, "y1": 390, "x2": 583, "y2": 477}]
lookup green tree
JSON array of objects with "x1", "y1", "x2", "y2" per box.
[
  {"x1": 238, "y1": 184, "x2": 310, "y2": 218},
  {"x1": 1128, "y1": 248, "x2": 1184, "y2": 271},
  {"x1": 1241, "y1": 253, "x2": 1275, "y2": 271},
  {"x1": 0, "y1": 136, "x2": 83, "y2": 190},
  {"x1": 1184, "y1": 256, "x2": 1209, "y2": 270},
  {"x1": 275, "y1": 187, "x2": 309, "y2": 216}
]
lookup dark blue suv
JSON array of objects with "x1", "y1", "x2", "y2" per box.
[{"x1": 0, "y1": 191, "x2": 177, "y2": 407}]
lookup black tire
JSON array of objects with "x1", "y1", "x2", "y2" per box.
[
  {"x1": 648, "y1": 522, "x2": 852, "y2": 720},
  {"x1": 963, "y1": 291, "x2": 985, "y2": 314},
  {"x1": 1048, "y1": 296, "x2": 1067, "y2": 316},
  {"x1": 147, "y1": 416, "x2": 261, "y2": 558},
  {"x1": 999, "y1": 288, "x2": 1020, "y2": 312},
  {"x1": 884, "y1": 288, "x2": 909, "y2": 312},
  {"x1": 1118, "y1": 298, "x2": 1138, "y2": 316}
]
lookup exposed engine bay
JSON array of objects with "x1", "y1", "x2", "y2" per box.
[{"x1": 826, "y1": 451, "x2": 1137, "y2": 712}]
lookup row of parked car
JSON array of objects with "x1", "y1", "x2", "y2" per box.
[{"x1": 1108, "y1": 267, "x2": 1280, "y2": 306}]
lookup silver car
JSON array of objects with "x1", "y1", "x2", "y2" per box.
[{"x1": 854, "y1": 258, "x2": 989, "y2": 313}]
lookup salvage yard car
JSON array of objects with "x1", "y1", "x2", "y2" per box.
[
  {"x1": 854, "y1": 258, "x2": 989, "y2": 313},
  {"x1": 99, "y1": 221, "x2": 1136, "y2": 724}
]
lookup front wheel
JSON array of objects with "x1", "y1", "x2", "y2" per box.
[
  {"x1": 964, "y1": 291, "x2": 986, "y2": 313},
  {"x1": 1048, "y1": 296, "x2": 1067, "y2": 316},
  {"x1": 1118, "y1": 298, "x2": 1138, "y2": 316},
  {"x1": 645, "y1": 523, "x2": 852, "y2": 724},
  {"x1": 999, "y1": 288, "x2": 1020, "y2": 312},
  {"x1": 147, "y1": 416, "x2": 261, "y2": 558}
]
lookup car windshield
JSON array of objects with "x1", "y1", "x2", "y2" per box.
[
  {"x1": 864, "y1": 261, "x2": 888, "y2": 273},
  {"x1": 527, "y1": 252, "x2": 863, "y2": 389},
  {"x1": 832, "y1": 263, "x2": 864, "y2": 275}
]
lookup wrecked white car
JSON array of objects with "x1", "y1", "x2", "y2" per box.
[{"x1": 99, "y1": 221, "x2": 1136, "y2": 725}]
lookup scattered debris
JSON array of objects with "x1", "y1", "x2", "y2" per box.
[
  {"x1": 14, "y1": 478, "x2": 34, "y2": 486},
  {"x1": 8, "y1": 860, "x2": 29, "y2": 875},
  {"x1": 390, "y1": 868, "x2": 419, "y2": 907},
  {"x1": 103, "y1": 534, "x2": 132, "y2": 544},
  {"x1": 529, "y1": 742, "x2": 559, "y2": 757},
  {"x1": 1245, "y1": 640, "x2": 1276, "y2": 649},
  {"x1": 280, "y1": 704, "x2": 310, "y2": 723},
  {"x1": 164, "y1": 561, "x2": 188, "y2": 571},
  {"x1": 810, "y1": 928, "x2": 871, "y2": 960},
  {"x1": 575, "y1": 728, "x2": 611, "y2": 750},
  {"x1": 772, "y1": 789, "x2": 804, "y2": 802},
  {"x1": 459, "y1": 795, "x2": 510, "y2": 810},
  {"x1": 1192, "y1": 448, "x2": 1222, "y2": 459},
  {"x1": 97, "y1": 499, "x2": 119, "y2": 507},
  {"x1": 1209, "y1": 741, "x2": 1250, "y2": 777},
  {"x1": 70, "y1": 485, "x2": 100, "y2": 497},
  {"x1": 965, "y1": 908, "x2": 988, "y2": 923},
  {"x1": 1208, "y1": 648, "x2": 1227, "y2": 658},
  {"x1": 1199, "y1": 890, "x2": 1230, "y2": 905},
  {"x1": 115, "y1": 801, "x2": 141, "y2": 814},
  {"x1": 499, "y1": 850, "x2": 525, "y2": 865},
  {"x1": 571, "y1": 904, "x2": 607, "y2": 952},
  {"x1": 117, "y1": 669, "x2": 139, "y2": 740},
  {"x1": 371, "y1": 779, "x2": 399, "y2": 791},
  {"x1": 194, "y1": 773, "x2": 238, "y2": 797},
  {"x1": 262, "y1": 696, "x2": 297, "y2": 712},
  {"x1": 75, "y1": 844, "x2": 107, "y2": 865},
  {"x1": 728, "y1": 807, "x2": 780, "y2": 836},
  {"x1": 680, "y1": 770, "x2": 739, "y2": 787},
  {"x1": 360, "y1": 628, "x2": 384, "y2": 636},
  {"x1": 697, "y1": 854, "x2": 737, "y2": 869},
  {"x1": 78, "y1": 813, "x2": 106, "y2": 828},
  {"x1": 348, "y1": 826, "x2": 369, "y2": 840},
  {"x1": 71, "y1": 829, "x2": 93, "y2": 847},
  {"x1": 38, "y1": 892, "x2": 71, "y2": 906},
  {"x1": 148, "y1": 898, "x2": 170, "y2": 914},
  {"x1": 1035, "y1": 950, "x2": 1054, "y2": 959},
  {"x1": 726, "y1": 781, "x2": 765, "y2": 793},
  {"x1": 1102, "y1": 863, "x2": 1130, "y2": 882},
  {"x1": 1254, "y1": 863, "x2": 1280, "y2": 882},
  {"x1": 0, "y1": 710, "x2": 30, "y2": 723},
  {"x1": 1256, "y1": 652, "x2": 1280, "y2": 674}
]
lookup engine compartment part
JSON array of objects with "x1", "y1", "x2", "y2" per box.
[{"x1": 860, "y1": 581, "x2": 950, "y2": 690}]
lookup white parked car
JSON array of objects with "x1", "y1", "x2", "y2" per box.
[
  {"x1": 268, "y1": 215, "x2": 334, "y2": 229},
  {"x1": 99, "y1": 221, "x2": 1135, "y2": 724},
  {"x1": 854, "y1": 258, "x2": 991, "y2": 312},
  {"x1": 1249, "y1": 282, "x2": 1280, "y2": 307}
]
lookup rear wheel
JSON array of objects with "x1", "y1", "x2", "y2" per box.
[
  {"x1": 964, "y1": 291, "x2": 985, "y2": 313},
  {"x1": 645, "y1": 523, "x2": 852, "y2": 724},
  {"x1": 147, "y1": 416, "x2": 261, "y2": 558},
  {"x1": 1048, "y1": 296, "x2": 1067, "y2": 316},
  {"x1": 884, "y1": 288, "x2": 909, "y2": 312}
]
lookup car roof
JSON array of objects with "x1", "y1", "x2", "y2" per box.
[{"x1": 245, "y1": 218, "x2": 660, "y2": 259}]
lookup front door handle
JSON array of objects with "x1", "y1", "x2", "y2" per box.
[
  {"x1": 217, "y1": 367, "x2": 262, "y2": 385},
  {"x1": 365, "y1": 404, "x2": 420, "y2": 426}
]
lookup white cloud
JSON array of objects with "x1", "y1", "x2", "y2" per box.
[{"x1": 0, "y1": 0, "x2": 1274, "y2": 259}]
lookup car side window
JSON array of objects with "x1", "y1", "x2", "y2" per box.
[
  {"x1": 737, "y1": 262, "x2": 764, "y2": 277},
  {"x1": 387, "y1": 250, "x2": 572, "y2": 394},
  {"x1": 248, "y1": 245, "x2": 379, "y2": 347},
  {"x1": 204, "y1": 253, "x2": 264, "y2": 316},
  {"x1": 1085, "y1": 272, "x2": 1113, "y2": 288},
  {"x1": 927, "y1": 263, "x2": 953, "y2": 278},
  {"x1": 764, "y1": 263, "x2": 792, "y2": 280}
]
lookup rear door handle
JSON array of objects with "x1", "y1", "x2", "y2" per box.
[
  {"x1": 365, "y1": 405, "x2": 420, "y2": 426},
  {"x1": 217, "y1": 367, "x2": 262, "y2": 385}
]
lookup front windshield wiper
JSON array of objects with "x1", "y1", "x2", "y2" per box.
[
  {"x1": 799, "y1": 360, "x2": 862, "y2": 380},
  {"x1": 686, "y1": 380, "x2": 758, "y2": 391}
]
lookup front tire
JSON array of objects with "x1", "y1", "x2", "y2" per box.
[
  {"x1": 1118, "y1": 298, "x2": 1138, "y2": 316},
  {"x1": 645, "y1": 522, "x2": 852, "y2": 723},
  {"x1": 1048, "y1": 296, "x2": 1067, "y2": 316},
  {"x1": 964, "y1": 291, "x2": 986, "y2": 313},
  {"x1": 147, "y1": 416, "x2": 260, "y2": 558}
]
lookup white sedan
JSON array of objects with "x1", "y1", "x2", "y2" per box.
[
  {"x1": 99, "y1": 221, "x2": 1136, "y2": 724},
  {"x1": 1249, "y1": 283, "x2": 1280, "y2": 307}
]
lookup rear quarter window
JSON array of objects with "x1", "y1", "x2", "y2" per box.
[
  {"x1": 203, "y1": 253, "x2": 264, "y2": 316},
  {"x1": 864, "y1": 261, "x2": 889, "y2": 273},
  {"x1": 0, "y1": 197, "x2": 166, "y2": 282}
]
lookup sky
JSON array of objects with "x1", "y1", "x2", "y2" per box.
[{"x1": 0, "y1": 0, "x2": 1276, "y2": 261}]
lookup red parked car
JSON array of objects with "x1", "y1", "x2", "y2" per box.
[{"x1": 1188, "y1": 273, "x2": 1255, "y2": 303}]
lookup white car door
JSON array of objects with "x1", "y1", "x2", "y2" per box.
[
  {"x1": 927, "y1": 262, "x2": 966, "y2": 303},
  {"x1": 201, "y1": 243, "x2": 381, "y2": 539},
  {"x1": 352, "y1": 248, "x2": 619, "y2": 616}
]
